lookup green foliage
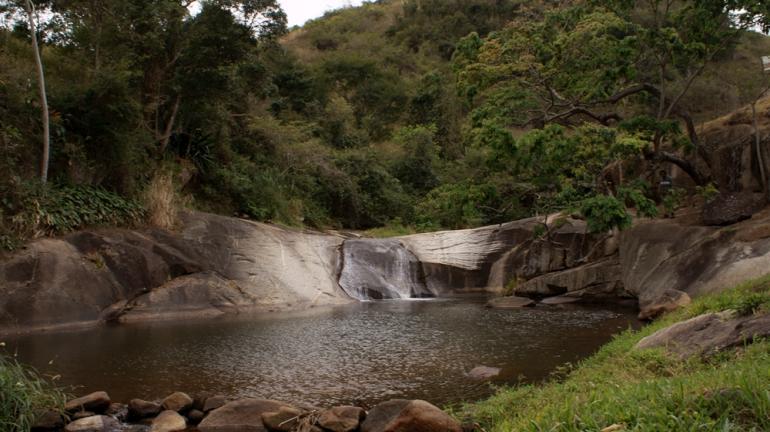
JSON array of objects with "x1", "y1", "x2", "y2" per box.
[
  {"x1": 662, "y1": 187, "x2": 688, "y2": 217},
  {"x1": 1, "y1": 0, "x2": 769, "y2": 237},
  {"x1": 580, "y1": 195, "x2": 632, "y2": 233},
  {"x1": 416, "y1": 181, "x2": 498, "y2": 229},
  {"x1": 0, "y1": 355, "x2": 66, "y2": 431},
  {"x1": 463, "y1": 275, "x2": 770, "y2": 431},
  {"x1": 5, "y1": 184, "x2": 145, "y2": 240}
]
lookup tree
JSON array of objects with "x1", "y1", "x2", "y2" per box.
[
  {"x1": 456, "y1": 1, "x2": 770, "y2": 188},
  {"x1": 1, "y1": 0, "x2": 51, "y2": 182},
  {"x1": 451, "y1": 0, "x2": 770, "y2": 230},
  {"x1": 24, "y1": 0, "x2": 49, "y2": 183}
]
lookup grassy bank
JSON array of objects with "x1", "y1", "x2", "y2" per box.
[
  {"x1": 463, "y1": 276, "x2": 770, "y2": 431},
  {"x1": 0, "y1": 354, "x2": 66, "y2": 431}
]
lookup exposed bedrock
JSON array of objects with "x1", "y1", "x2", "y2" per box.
[
  {"x1": 0, "y1": 211, "x2": 350, "y2": 333},
  {"x1": 619, "y1": 211, "x2": 770, "y2": 319},
  {"x1": 400, "y1": 216, "x2": 604, "y2": 294},
  {"x1": 3, "y1": 207, "x2": 770, "y2": 333}
]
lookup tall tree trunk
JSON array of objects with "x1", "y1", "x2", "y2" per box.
[
  {"x1": 752, "y1": 102, "x2": 769, "y2": 199},
  {"x1": 25, "y1": 0, "x2": 50, "y2": 184}
]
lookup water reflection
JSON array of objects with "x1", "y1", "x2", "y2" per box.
[{"x1": 3, "y1": 298, "x2": 640, "y2": 407}]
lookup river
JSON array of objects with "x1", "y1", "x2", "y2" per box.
[{"x1": 3, "y1": 297, "x2": 639, "y2": 407}]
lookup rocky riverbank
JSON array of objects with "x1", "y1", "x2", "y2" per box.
[
  {"x1": 3, "y1": 205, "x2": 770, "y2": 334},
  {"x1": 34, "y1": 390, "x2": 466, "y2": 432}
]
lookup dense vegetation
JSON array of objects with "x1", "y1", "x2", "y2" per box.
[
  {"x1": 462, "y1": 275, "x2": 770, "y2": 431},
  {"x1": 1, "y1": 0, "x2": 769, "y2": 248},
  {"x1": 0, "y1": 353, "x2": 66, "y2": 430}
]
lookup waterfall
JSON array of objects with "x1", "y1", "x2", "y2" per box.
[{"x1": 338, "y1": 239, "x2": 434, "y2": 301}]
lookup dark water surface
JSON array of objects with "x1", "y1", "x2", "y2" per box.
[{"x1": 3, "y1": 298, "x2": 640, "y2": 407}]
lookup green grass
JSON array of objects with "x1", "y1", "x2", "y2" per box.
[
  {"x1": 0, "y1": 354, "x2": 66, "y2": 431},
  {"x1": 462, "y1": 275, "x2": 770, "y2": 431}
]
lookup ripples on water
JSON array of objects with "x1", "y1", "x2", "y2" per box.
[{"x1": 4, "y1": 298, "x2": 639, "y2": 407}]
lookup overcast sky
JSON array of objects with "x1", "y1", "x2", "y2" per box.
[{"x1": 280, "y1": 0, "x2": 365, "y2": 27}]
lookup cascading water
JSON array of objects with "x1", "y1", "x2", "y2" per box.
[{"x1": 338, "y1": 239, "x2": 434, "y2": 301}]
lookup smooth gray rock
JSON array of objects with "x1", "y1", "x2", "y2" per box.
[
  {"x1": 619, "y1": 217, "x2": 770, "y2": 319},
  {"x1": 467, "y1": 366, "x2": 501, "y2": 380},
  {"x1": 636, "y1": 311, "x2": 770, "y2": 358},
  {"x1": 540, "y1": 296, "x2": 582, "y2": 305},
  {"x1": 485, "y1": 296, "x2": 535, "y2": 309}
]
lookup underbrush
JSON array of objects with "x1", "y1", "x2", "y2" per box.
[
  {"x1": 0, "y1": 183, "x2": 145, "y2": 251},
  {"x1": 463, "y1": 275, "x2": 770, "y2": 431},
  {"x1": 0, "y1": 354, "x2": 66, "y2": 431}
]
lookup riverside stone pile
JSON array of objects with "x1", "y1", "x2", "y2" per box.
[{"x1": 33, "y1": 391, "x2": 465, "y2": 432}]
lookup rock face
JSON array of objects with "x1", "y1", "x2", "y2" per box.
[
  {"x1": 0, "y1": 211, "x2": 350, "y2": 333},
  {"x1": 702, "y1": 192, "x2": 766, "y2": 226},
  {"x1": 339, "y1": 239, "x2": 433, "y2": 300},
  {"x1": 400, "y1": 216, "x2": 599, "y2": 294},
  {"x1": 620, "y1": 214, "x2": 770, "y2": 319},
  {"x1": 361, "y1": 399, "x2": 462, "y2": 432},
  {"x1": 635, "y1": 311, "x2": 770, "y2": 358},
  {"x1": 514, "y1": 257, "x2": 628, "y2": 300},
  {"x1": 3, "y1": 202, "x2": 770, "y2": 332},
  {"x1": 198, "y1": 399, "x2": 291, "y2": 432}
]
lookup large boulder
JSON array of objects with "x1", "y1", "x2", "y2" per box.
[
  {"x1": 702, "y1": 192, "x2": 766, "y2": 226},
  {"x1": 65, "y1": 392, "x2": 111, "y2": 414},
  {"x1": 317, "y1": 406, "x2": 366, "y2": 432},
  {"x1": 161, "y1": 392, "x2": 194, "y2": 413},
  {"x1": 199, "y1": 399, "x2": 292, "y2": 432},
  {"x1": 128, "y1": 399, "x2": 162, "y2": 420},
  {"x1": 361, "y1": 399, "x2": 462, "y2": 432},
  {"x1": 261, "y1": 406, "x2": 304, "y2": 432},
  {"x1": 635, "y1": 311, "x2": 770, "y2": 358},
  {"x1": 150, "y1": 411, "x2": 187, "y2": 432},
  {"x1": 0, "y1": 211, "x2": 351, "y2": 333},
  {"x1": 203, "y1": 395, "x2": 228, "y2": 413},
  {"x1": 64, "y1": 415, "x2": 120, "y2": 432},
  {"x1": 620, "y1": 215, "x2": 770, "y2": 319},
  {"x1": 31, "y1": 410, "x2": 65, "y2": 432}
]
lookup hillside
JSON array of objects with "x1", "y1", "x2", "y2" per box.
[{"x1": 1, "y1": 0, "x2": 769, "y2": 250}]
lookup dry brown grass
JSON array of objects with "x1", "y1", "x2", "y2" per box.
[{"x1": 143, "y1": 172, "x2": 178, "y2": 230}]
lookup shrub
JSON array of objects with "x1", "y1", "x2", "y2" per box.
[{"x1": 4, "y1": 183, "x2": 145, "y2": 242}]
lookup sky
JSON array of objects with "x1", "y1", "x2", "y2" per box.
[{"x1": 279, "y1": 0, "x2": 365, "y2": 27}]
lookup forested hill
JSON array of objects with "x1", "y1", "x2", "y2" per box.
[{"x1": 1, "y1": 0, "x2": 769, "y2": 249}]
